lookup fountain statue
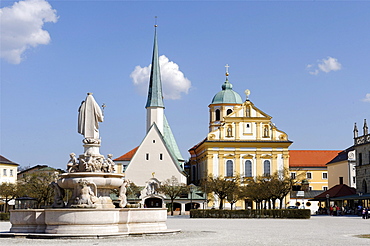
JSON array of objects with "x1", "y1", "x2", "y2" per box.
[{"x1": 7, "y1": 93, "x2": 172, "y2": 237}]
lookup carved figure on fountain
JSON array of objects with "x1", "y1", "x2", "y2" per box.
[
  {"x1": 118, "y1": 179, "x2": 129, "y2": 208},
  {"x1": 71, "y1": 179, "x2": 98, "y2": 208},
  {"x1": 50, "y1": 181, "x2": 65, "y2": 208}
]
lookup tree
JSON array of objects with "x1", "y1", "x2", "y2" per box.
[
  {"x1": 201, "y1": 175, "x2": 240, "y2": 210},
  {"x1": 226, "y1": 186, "x2": 244, "y2": 210},
  {"x1": 275, "y1": 168, "x2": 306, "y2": 209},
  {"x1": 17, "y1": 171, "x2": 60, "y2": 208},
  {"x1": 0, "y1": 182, "x2": 17, "y2": 212},
  {"x1": 156, "y1": 176, "x2": 189, "y2": 216},
  {"x1": 242, "y1": 168, "x2": 306, "y2": 209}
]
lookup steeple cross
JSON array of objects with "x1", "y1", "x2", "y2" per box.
[{"x1": 225, "y1": 64, "x2": 230, "y2": 76}]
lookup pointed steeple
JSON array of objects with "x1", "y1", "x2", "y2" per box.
[
  {"x1": 354, "y1": 122, "x2": 358, "y2": 139},
  {"x1": 145, "y1": 25, "x2": 164, "y2": 109},
  {"x1": 364, "y1": 119, "x2": 368, "y2": 135}
]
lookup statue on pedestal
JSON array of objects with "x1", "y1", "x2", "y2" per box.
[{"x1": 78, "y1": 93, "x2": 104, "y2": 140}]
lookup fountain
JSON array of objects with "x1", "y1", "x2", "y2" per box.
[{"x1": 7, "y1": 93, "x2": 174, "y2": 238}]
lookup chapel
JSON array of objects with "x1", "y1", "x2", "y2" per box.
[{"x1": 114, "y1": 26, "x2": 187, "y2": 187}]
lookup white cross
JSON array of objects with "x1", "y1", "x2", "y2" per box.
[{"x1": 225, "y1": 64, "x2": 230, "y2": 75}]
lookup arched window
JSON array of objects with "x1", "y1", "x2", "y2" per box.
[
  {"x1": 263, "y1": 160, "x2": 270, "y2": 176},
  {"x1": 227, "y1": 109, "x2": 233, "y2": 115},
  {"x1": 215, "y1": 109, "x2": 220, "y2": 121},
  {"x1": 245, "y1": 160, "x2": 252, "y2": 177},
  {"x1": 226, "y1": 160, "x2": 233, "y2": 177}
]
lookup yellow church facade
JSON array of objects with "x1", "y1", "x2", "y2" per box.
[{"x1": 189, "y1": 71, "x2": 292, "y2": 209}]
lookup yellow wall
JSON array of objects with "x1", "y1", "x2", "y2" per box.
[
  {"x1": 327, "y1": 160, "x2": 353, "y2": 188},
  {"x1": 290, "y1": 168, "x2": 328, "y2": 190}
]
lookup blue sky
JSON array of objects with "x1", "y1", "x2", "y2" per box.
[{"x1": 1, "y1": 0, "x2": 369, "y2": 169}]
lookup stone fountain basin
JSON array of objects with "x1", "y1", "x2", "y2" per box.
[{"x1": 57, "y1": 172, "x2": 125, "y2": 189}]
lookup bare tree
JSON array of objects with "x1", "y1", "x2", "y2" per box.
[
  {"x1": 242, "y1": 168, "x2": 306, "y2": 209},
  {"x1": 201, "y1": 175, "x2": 240, "y2": 210},
  {"x1": 156, "y1": 176, "x2": 189, "y2": 216}
]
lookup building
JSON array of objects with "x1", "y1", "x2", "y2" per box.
[
  {"x1": 354, "y1": 119, "x2": 370, "y2": 193},
  {"x1": 0, "y1": 155, "x2": 19, "y2": 211},
  {"x1": 289, "y1": 150, "x2": 340, "y2": 191},
  {"x1": 114, "y1": 26, "x2": 187, "y2": 187},
  {"x1": 326, "y1": 147, "x2": 356, "y2": 189},
  {"x1": 17, "y1": 165, "x2": 63, "y2": 180},
  {"x1": 0, "y1": 155, "x2": 19, "y2": 184},
  {"x1": 189, "y1": 70, "x2": 292, "y2": 209}
]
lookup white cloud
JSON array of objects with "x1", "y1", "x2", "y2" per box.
[
  {"x1": 362, "y1": 93, "x2": 370, "y2": 103},
  {"x1": 130, "y1": 55, "x2": 191, "y2": 100},
  {"x1": 307, "y1": 56, "x2": 342, "y2": 75},
  {"x1": 0, "y1": 0, "x2": 58, "y2": 64},
  {"x1": 318, "y1": 57, "x2": 342, "y2": 73}
]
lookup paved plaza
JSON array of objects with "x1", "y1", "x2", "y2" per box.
[{"x1": 1, "y1": 215, "x2": 369, "y2": 245}]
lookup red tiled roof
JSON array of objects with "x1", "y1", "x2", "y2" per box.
[
  {"x1": 314, "y1": 184, "x2": 356, "y2": 199},
  {"x1": 114, "y1": 147, "x2": 139, "y2": 161},
  {"x1": 289, "y1": 150, "x2": 340, "y2": 168}
]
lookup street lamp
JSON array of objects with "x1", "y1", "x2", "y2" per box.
[
  {"x1": 326, "y1": 194, "x2": 330, "y2": 215},
  {"x1": 189, "y1": 183, "x2": 195, "y2": 211}
]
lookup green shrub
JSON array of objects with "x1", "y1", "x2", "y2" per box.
[
  {"x1": 0, "y1": 212, "x2": 10, "y2": 221},
  {"x1": 190, "y1": 209, "x2": 310, "y2": 219}
]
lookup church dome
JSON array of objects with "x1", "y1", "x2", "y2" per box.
[{"x1": 211, "y1": 79, "x2": 243, "y2": 104}]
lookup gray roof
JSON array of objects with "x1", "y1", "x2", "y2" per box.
[
  {"x1": 211, "y1": 78, "x2": 243, "y2": 105},
  {"x1": 145, "y1": 26, "x2": 164, "y2": 108},
  {"x1": 0, "y1": 155, "x2": 19, "y2": 166}
]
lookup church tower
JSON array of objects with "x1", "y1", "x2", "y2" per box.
[
  {"x1": 189, "y1": 66, "x2": 292, "y2": 208},
  {"x1": 146, "y1": 25, "x2": 164, "y2": 134},
  {"x1": 115, "y1": 25, "x2": 186, "y2": 187},
  {"x1": 209, "y1": 65, "x2": 243, "y2": 132}
]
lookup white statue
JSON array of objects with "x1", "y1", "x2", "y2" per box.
[
  {"x1": 118, "y1": 180, "x2": 129, "y2": 208},
  {"x1": 67, "y1": 153, "x2": 79, "y2": 172},
  {"x1": 78, "y1": 93, "x2": 104, "y2": 140},
  {"x1": 72, "y1": 179, "x2": 98, "y2": 208},
  {"x1": 106, "y1": 154, "x2": 116, "y2": 173}
]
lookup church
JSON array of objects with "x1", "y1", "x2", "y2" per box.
[
  {"x1": 114, "y1": 26, "x2": 187, "y2": 188},
  {"x1": 188, "y1": 69, "x2": 293, "y2": 208}
]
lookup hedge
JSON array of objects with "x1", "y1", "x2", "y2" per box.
[
  {"x1": 190, "y1": 209, "x2": 311, "y2": 219},
  {"x1": 0, "y1": 212, "x2": 10, "y2": 221}
]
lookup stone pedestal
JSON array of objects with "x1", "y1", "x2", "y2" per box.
[{"x1": 10, "y1": 208, "x2": 168, "y2": 235}]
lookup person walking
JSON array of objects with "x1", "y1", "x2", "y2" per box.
[{"x1": 362, "y1": 207, "x2": 367, "y2": 219}]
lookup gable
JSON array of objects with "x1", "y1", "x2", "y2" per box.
[
  {"x1": 226, "y1": 100, "x2": 272, "y2": 120},
  {"x1": 207, "y1": 100, "x2": 290, "y2": 143},
  {"x1": 124, "y1": 123, "x2": 186, "y2": 186}
]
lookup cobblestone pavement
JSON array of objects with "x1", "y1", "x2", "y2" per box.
[{"x1": 1, "y1": 215, "x2": 369, "y2": 245}]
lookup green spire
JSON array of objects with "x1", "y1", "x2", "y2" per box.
[{"x1": 146, "y1": 26, "x2": 164, "y2": 108}]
